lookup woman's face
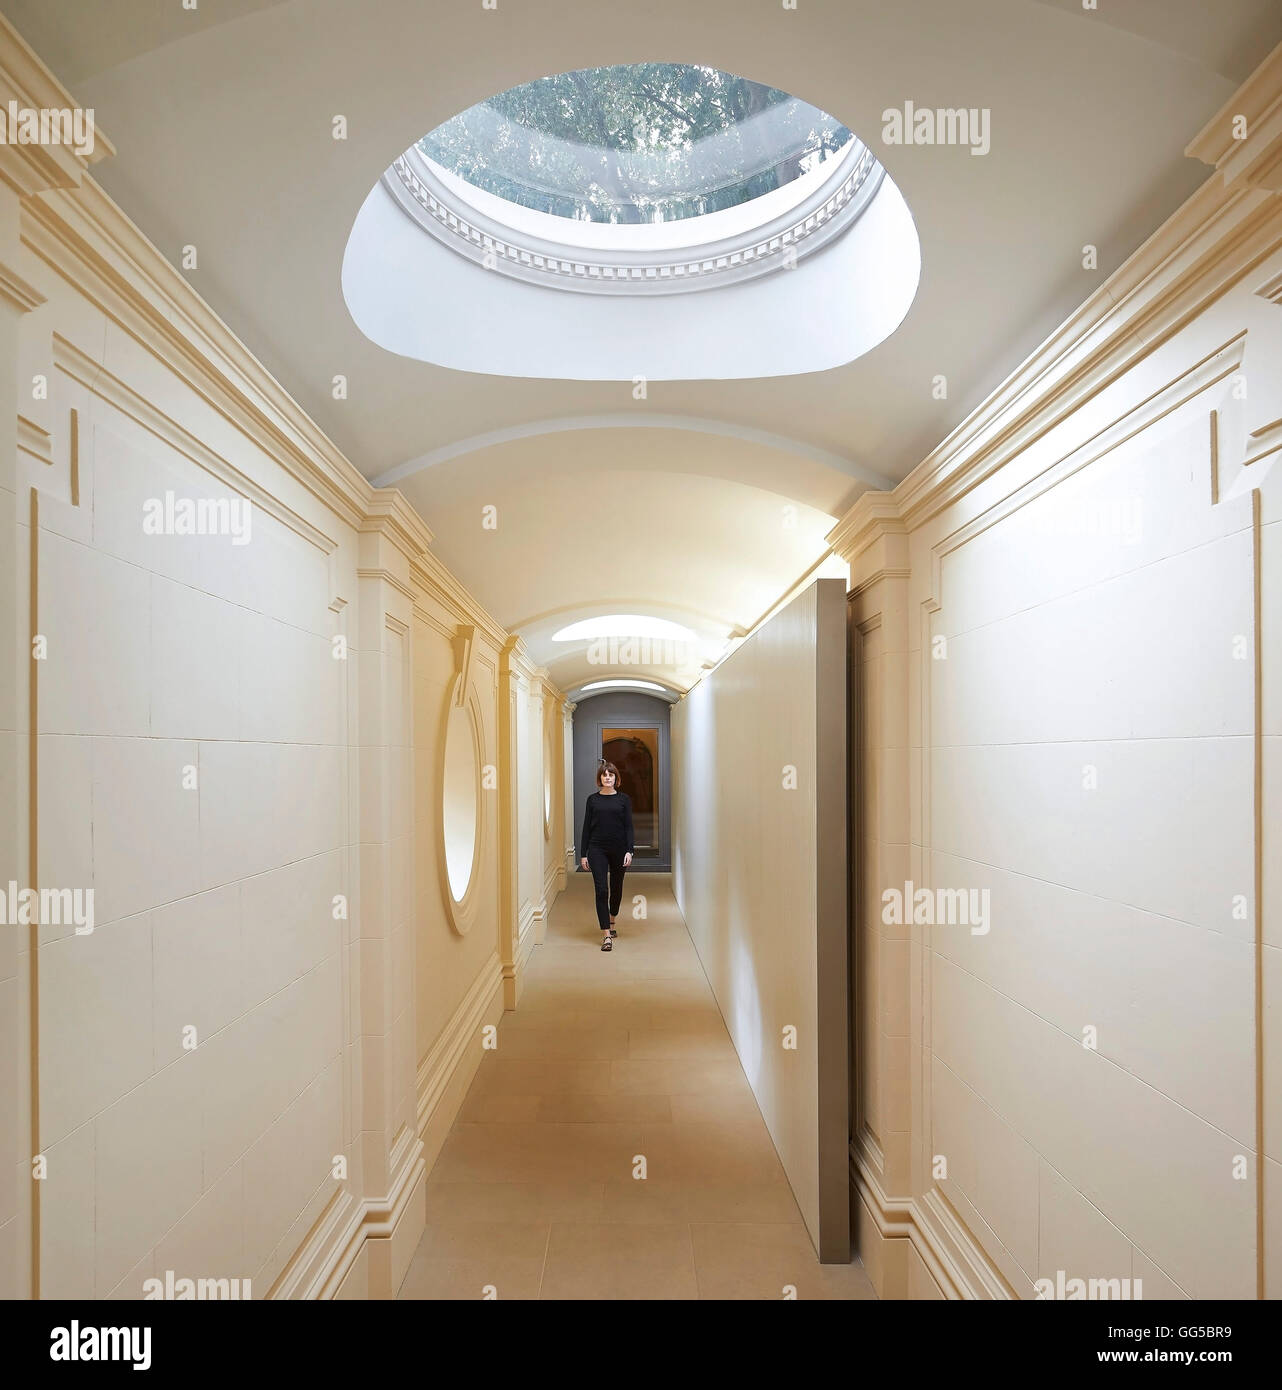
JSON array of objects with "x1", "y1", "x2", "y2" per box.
[{"x1": 600, "y1": 769, "x2": 615, "y2": 789}]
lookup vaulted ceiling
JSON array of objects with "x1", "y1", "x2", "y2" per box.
[{"x1": 6, "y1": 0, "x2": 1280, "y2": 690}]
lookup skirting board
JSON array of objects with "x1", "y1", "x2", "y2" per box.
[
  {"x1": 851, "y1": 1149, "x2": 1012, "y2": 1300},
  {"x1": 299, "y1": 954, "x2": 508, "y2": 1298},
  {"x1": 276, "y1": 1128, "x2": 426, "y2": 1300},
  {"x1": 417, "y1": 953, "x2": 505, "y2": 1168}
]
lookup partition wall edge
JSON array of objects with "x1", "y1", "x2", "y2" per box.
[{"x1": 671, "y1": 578, "x2": 850, "y2": 1261}]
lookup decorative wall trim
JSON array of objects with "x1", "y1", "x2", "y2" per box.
[
  {"x1": 851, "y1": 1146, "x2": 1009, "y2": 1301},
  {"x1": 518, "y1": 899, "x2": 537, "y2": 947},
  {"x1": 848, "y1": 566, "x2": 911, "y2": 601},
  {"x1": 410, "y1": 550, "x2": 509, "y2": 651},
  {"x1": 0, "y1": 12, "x2": 113, "y2": 197},
  {"x1": 438, "y1": 672, "x2": 486, "y2": 936},
  {"x1": 826, "y1": 490, "x2": 907, "y2": 564},
  {"x1": 356, "y1": 566, "x2": 414, "y2": 604},
  {"x1": 1245, "y1": 415, "x2": 1282, "y2": 467},
  {"x1": 1185, "y1": 42, "x2": 1282, "y2": 190},
  {"x1": 0, "y1": 259, "x2": 45, "y2": 313},
  {"x1": 268, "y1": 1189, "x2": 356, "y2": 1300},
  {"x1": 415, "y1": 951, "x2": 503, "y2": 1143},
  {"x1": 899, "y1": 337, "x2": 1264, "y2": 1302},
  {"x1": 359, "y1": 489, "x2": 434, "y2": 561},
  {"x1": 307, "y1": 1135, "x2": 426, "y2": 1300},
  {"x1": 824, "y1": 40, "x2": 1282, "y2": 545},
  {"x1": 16, "y1": 413, "x2": 51, "y2": 465},
  {"x1": 925, "y1": 332, "x2": 1249, "y2": 590},
  {"x1": 51, "y1": 333, "x2": 339, "y2": 554}
]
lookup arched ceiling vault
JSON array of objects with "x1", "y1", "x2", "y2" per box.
[{"x1": 9, "y1": 0, "x2": 1280, "y2": 691}]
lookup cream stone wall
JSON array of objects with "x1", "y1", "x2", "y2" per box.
[
  {"x1": 0, "y1": 21, "x2": 564, "y2": 1300},
  {"x1": 411, "y1": 572, "x2": 505, "y2": 1172},
  {"x1": 837, "y1": 45, "x2": 1282, "y2": 1300},
  {"x1": 672, "y1": 578, "x2": 849, "y2": 1260}
]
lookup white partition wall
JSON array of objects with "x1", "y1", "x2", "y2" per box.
[{"x1": 672, "y1": 577, "x2": 849, "y2": 1260}]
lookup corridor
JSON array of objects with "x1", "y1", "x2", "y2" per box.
[
  {"x1": 399, "y1": 876, "x2": 874, "y2": 1300},
  {"x1": 3, "y1": 0, "x2": 1282, "y2": 1333}
]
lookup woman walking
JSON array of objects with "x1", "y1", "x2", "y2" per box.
[{"x1": 579, "y1": 761, "x2": 634, "y2": 951}]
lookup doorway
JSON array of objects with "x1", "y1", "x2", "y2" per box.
[
  {"x1": 571, "y1": 693, "x2": 671, "y2": 871},
  {"x1": 601, "y1": 726, "x2": 660, "y2": 857}
]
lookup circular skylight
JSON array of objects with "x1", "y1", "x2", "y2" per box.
[{"x1": 417, "y1": 63, "x2": 852, "y2": 226}]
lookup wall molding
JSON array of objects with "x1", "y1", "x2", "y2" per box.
[
  {"x1": 0, "y1": 258, "x2": 45, "y2": 313},
  {"x1": 415, "y1": 950, "x2": 503, "y2": 1144},
  {"x1": 16, "y1": 412, "x2": 51, "y2": 465},
  {"x1": 51, "y1": 332, "x2": 340, "y2": 555},
  {"x1": 1185, "y1": 43, "x2": 1282, "y2": 191},
  {"x1": 827, "y1": 490, "x2": 907, "y2": 565},
  {"x1": 308, "y1": 1135, "x2": 426, "y2": 1301},
  {"x1": 824, "y1": 43, "x2": 1282, "y2": 547},
  {"x1": 851, "y1": 1145, "x2": 1010, "y2": 1300},
  {"x1": 925, "y1": 332, "x2": 1250, "y2": 599},
  {"x1": 410, "y1": 550, "x2": 510, "y2": 652},
  {"x1": 898, "y1": 341, "x2": 1264, "y2": 1302},
  {"x1": 0, "y1": 12, "x2": 113, "y2": 197},
  {"x1": 518, "y1": 899, "x2": 537, "y2": 949},
  {"x1": 356, "y1": 566, "x2": 414, "y2": 604},
  {"x1": 21, "y1": 178, "x2": 372, "y2": 531}
]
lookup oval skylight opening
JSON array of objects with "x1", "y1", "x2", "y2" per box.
[
  {"x1": 418, "y1": 63, "x2": 853, "y2": 226},
  {"x1": 343, "y1": 63, "x2": 921, "y2": 379}
]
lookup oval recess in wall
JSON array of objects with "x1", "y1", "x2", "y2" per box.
[{"x1": 439, "y1": 674, "x2": 484, "y2": 934}]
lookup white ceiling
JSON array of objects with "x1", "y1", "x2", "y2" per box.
[{"x1": 7, "y1": 0, "x2": 1280, "y2": 689}]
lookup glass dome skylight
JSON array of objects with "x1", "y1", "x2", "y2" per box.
[{"x1": 417, "y1": 63, "x2": 853, "y2": 225}]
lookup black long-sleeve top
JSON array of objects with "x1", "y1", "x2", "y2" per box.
[{"x1": 580, "y1": 791, "x2": 634, "y2": 856}]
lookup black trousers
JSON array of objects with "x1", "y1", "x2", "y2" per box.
[{"x1": 586, "y1": 845, "x2": 627, "y2": 930}]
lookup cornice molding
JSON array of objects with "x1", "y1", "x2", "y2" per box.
[
  {"x1": 825, "y1": 490, "x2": 906, "y2": 564},
  {"x1": 0, "y1": 13, "x2": 115, "y2": 198},
  {"x1": 410, "y1": 548, "x2": 509, "y2": 651},
  {"x1": 1186, "y1": 41, "x2": 1282, "y2": 191},
  {"x1": 21, "y1": 174, "x2": 374, "y2": 530},
  {"x1": 53, "y1": 332, "x2": 339, "y2": 555},
  {"x1": 835, "y1": 44, "x2": 1282, "y2": 542},
  {"x1": 359, "y1": 487, "x2": 434, "y2": 560},
  {"x1": 499, "y1": 632, "x2": 540, "y2": 682}
]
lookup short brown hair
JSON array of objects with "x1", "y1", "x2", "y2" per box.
[{"x1": 596, "y1": 761, "x2": 621, "y2": 788}]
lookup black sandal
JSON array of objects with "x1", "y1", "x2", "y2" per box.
[{"x1": 600, "y1": 933, "x2": 612, "y2": 951}]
